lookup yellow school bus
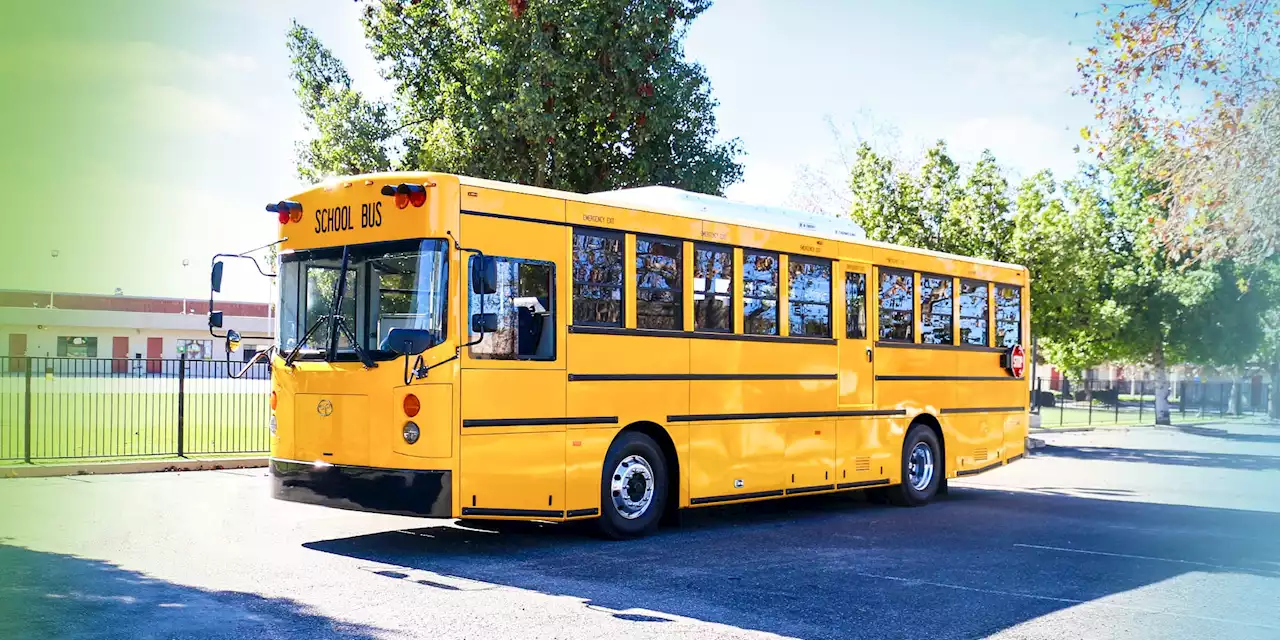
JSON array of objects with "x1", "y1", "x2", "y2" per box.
[{"x1": 213, "y1": 172, "x2": 1029, "y2": 538}]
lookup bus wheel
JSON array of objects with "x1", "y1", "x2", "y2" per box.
[
  {"x1": 598, "y1": 431, "x2": 667, "y2": 539},
  {"x1": 886, "y1": 423, "x2": 941, "y2": 507}
]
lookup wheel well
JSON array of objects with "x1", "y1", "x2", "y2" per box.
[
  {"x1": 618, "y1": 421, "x2": 680, "y2": 521},
  {"x1": 911, "y1": 413, "x2": 946, "y2": 475}
]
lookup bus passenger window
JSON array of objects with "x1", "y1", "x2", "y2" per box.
[
  {"x1": 743, "y1": 251, "x2": 779, "y2": 335},
  {"x1": 636, "y1": 237, "x2": 683, "y2": 330},
  {"x1": 788, "y1": 257, "x2": 832, "y2": 338},
  {"x1": 572, "y1": 230, "x2": 623, "y2": 326},
  {"x1": 694, "y1": 245, "x2": 733, "y2": 332},
  {"x1": 995, "y1": 285, "x2": 1022, "y2": 348},
  {"x1": 878, "y1": 270, "x2": 913, "y2": 342},
  {"x1": 919, "y1": 274, "x2": 953, "y2": 345},
  {"x1": 469, "y1": 257, "x2": 555, "y2": 360},
  {"x1": 958, "y1": 280, "x2": 988, "y2": 346},
  {"x1": 845, "y1": 271, "x2": 867, "y2": 339}
]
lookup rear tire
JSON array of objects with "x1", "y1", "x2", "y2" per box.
[
  {"x1": 597, "y1": 431, "x2": 667, "y2": 539},
  {"x1": 886, "y1": 423, "x2": 942, "y2": 507}
]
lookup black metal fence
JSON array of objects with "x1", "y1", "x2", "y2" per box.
[
  {"x1": 1031, "y1": 377, "x2": 1273, "y2": 427},
  {"x1": 0, "y1": 355, "x2": 270, "y2": 462}
]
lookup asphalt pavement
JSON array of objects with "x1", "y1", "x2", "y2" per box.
[{"x1": 1, "y1": 421, "x2": 1278, "y2": 639}]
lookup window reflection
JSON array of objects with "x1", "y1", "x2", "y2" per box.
[
  {"x1": 694, "y1": 246, "x2": 733, "y2": 331},
  {"x1": 470, "y1": 258, "x2": 555, "y2": 360},
  {"x1": 919, "y1": 275, "x2": 953, "y2": 345},
  {"x1": 995, "y1": 285, "x2": 1021, "y2": 348},
  {"x1": 636, "y1": 237, "x2": 683, "y2": 330},
  {"x1": 788, "y1": 258, "x2": 832, "y2": 338},
  {"x1": 879, "y1": 271, "x2": 913, "y2": 342},
  {"x1": 572, "y1": 230, "x2": 623, "y2": 326},
  {"x1": 958, "y1": 281, "x2": 988, "y2": 346},
  {"x1": 845, "y1": 272, "x2": 867, "y2": 340},
  {"x1": 743, "y1": 251, "x2": 779, "y2": 335}
]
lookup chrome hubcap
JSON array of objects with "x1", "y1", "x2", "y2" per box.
[
  {"x1": 908, "y1": 442, "x2": 934, "y2": 491},
  {"x1": 610, "y1": 455, "x2": 655, "y2": 520}
]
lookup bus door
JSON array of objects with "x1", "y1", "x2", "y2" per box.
[
  {"x1": 837, "y1": 261, "x2": 874, "y2": 406},
  {"x1": 457, "y1": 211, "x2": 568, "y2": 516}
]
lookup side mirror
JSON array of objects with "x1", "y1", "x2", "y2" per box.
[
  {"x1": 209, "y1": 311, "x2": 224, "y2": 329},
  {"x1": 226, "y1": 329, "x2": 242, "y2": 353},
  {"x1": 470, "y1": 255, "x2": 497, "y2": 294},
  {"x1": 384, "y1": 328, "x2": 435, "y2": 355},
  {"x1": 471, "y1": 313, "x2": 499, "y2": 333},
  {"x1": 211, "y1": 261, "x2": 225, "y2": 293}
]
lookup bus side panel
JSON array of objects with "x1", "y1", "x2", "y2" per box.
[
  {"x1": 940, "y1": 412, "x2": 1003, "y2": 474},
  {"x1": 460, "y1": 431, "x2": 566, "y2": 515},
  {"x1": 835, "y1": 415, "x2": 903, "y2": 486},
  {"x1": 689, "y1": 421, "x2": 786, "y2": 501},
  {"x1": 784, "y1": 420, "x2": 836, "y2": 490},
  {"x1": 1002, "y1": 412, "x2": 1027, "y2": 460},
  {"x1": 564, "y1": 427, "x2": 617, "y2": 516}
]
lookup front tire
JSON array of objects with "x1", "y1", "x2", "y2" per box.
[
  {"x1": 886, "y1": 423, "x2": 942, "y2": 507},
  {"x1": 598, "y1": 431, "x2": 667, "y2": 539}
]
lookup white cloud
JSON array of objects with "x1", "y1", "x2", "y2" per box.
[
  {"x1": 942, "y1": 115, "x2": 1079, "y2": 180},
  {"x1": 953, "y1": 34, "x2": 1083, "y2": 104},
  {"x1": 132, "y1": 84, "x2": 249, "y2": 134}
]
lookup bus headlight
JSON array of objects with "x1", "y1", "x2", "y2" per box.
[
  {"x1": 402, "y1": 421, "x2": 420, "y2": 445},
  {"x1": 269, "y1": 415, "x2": 277, "y2": 437}
]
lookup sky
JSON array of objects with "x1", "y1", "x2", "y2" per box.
[{"x1": 2, "y1": 0, "x2": 1103, "y2": 303}]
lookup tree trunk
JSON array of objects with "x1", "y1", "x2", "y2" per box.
[
  {"x1": 1271, "y1": 356, "x2": 1280, "y2": 420},
  {"x1": 1153, "y1": 342, "x2": 1172, "y2": 425},
  {"x1": 1227, "y1": 374, "x2": 1240, "y2": 416}
]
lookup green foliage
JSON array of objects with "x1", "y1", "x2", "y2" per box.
[
  {"x1": 300, "y1": 0, "x2": 743, "y2": 194},
  {"x1": 287, "y1": 21, "x2": 396, "y2": 183}
]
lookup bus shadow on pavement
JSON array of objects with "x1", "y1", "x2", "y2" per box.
[
  {"x1": 1038, "y1": 444, "x2": 1280, "y2": 470},
  {"x1": 0, "y1": 543, "x2": 387, "y2": 640},
  {"x1": 303, "y1": 488, "x2": 1280, "y2": 639}
]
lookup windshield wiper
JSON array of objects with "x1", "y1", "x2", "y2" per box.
[
  {"x1": 325, "y1": 246, "x2": 377, "y2": 369},
  {"x1": 284, "y1": 315, "x2": 330, "y2": 367}
]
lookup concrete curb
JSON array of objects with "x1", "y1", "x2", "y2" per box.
[
  {"x1": 1025, "y1": 436, "x2": 1045, "y2": 450},
  {"x1": 1, "y1": 457, "x2": 268, "y2": 479}
]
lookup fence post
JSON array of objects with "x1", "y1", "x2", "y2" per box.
[
  {"x1": 177, "y1": 353, "x2": 186, "y2": 458},
  {"x1": 1178, "y1": 381, "x2": 1186, "y2": 417},
  {"x1": 1087, "y1": 380, "x2": 1094, "y2": 426},
  {"x1": 23, "y1": 357, "x2": 33, "y2": 463}
]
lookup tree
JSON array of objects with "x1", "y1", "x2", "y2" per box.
[
  {"x1": 1009, "y1": 170, "x2": 1119, "y2": 377},
  {"x1": 1077, "y1": 0, "x2": 1280, "y2": 264},
  {"x1": 1090, "y1": 124, "x2": 1271, "y2": 424},
  {"x1": 287, "y1": 21, "x2": 396, "y2": 183},
  {"x1": 847, "y1": 140, "x2": 1015, "y2": 261},
  {"x1": 337, "y1": 0, "x2": 743, "y2": 195}
]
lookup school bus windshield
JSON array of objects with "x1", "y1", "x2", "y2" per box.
[{"x1": 277, "y1": 238, "x2": 449, "y2": 360}]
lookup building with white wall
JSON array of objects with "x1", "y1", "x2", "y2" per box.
[{"x1": 0, "y1": 290, "x2": 272, "y2": 373}]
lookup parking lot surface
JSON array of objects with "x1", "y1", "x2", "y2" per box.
[{"x1": 1, "y1": 423, "x2": 1278, "y2": 639}]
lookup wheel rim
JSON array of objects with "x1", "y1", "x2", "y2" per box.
[
  {"x1": 610, "y1": 455, "x2": 655, "y2": 520},
  {"x1": 908, "y1": 442, "x2": 934, "y2": 491}
]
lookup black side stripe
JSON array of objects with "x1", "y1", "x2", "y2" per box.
[
  {"x1": 956, "y1": 461, "x2": 1004, "y2": 477},
  {"x1": 1007, "y1": 453, "x2": 1024, "y2": 463},
  {"x1": 876, "y1": 375, "x2": 1024, "y2": 382},
  {"x1": 463, "y1": 416, "x2": 618, "y2": 428},
  {"x1": 569, "y1": 373, "x2": 837, "y2": 382},
  {"x1": 668, "y1": 409, "x2": 905, "y2": 422},
  {"x1": 461, "y1": 507, "x2": 564, "y2": 518},
  {"x1": 940, "y1": 406, "x2": 1027, "y2": 414},
  {"x1": 463, "y1": 209, "x2": 572, "y2": 227},
  {"x1": 875, "y1": 341, "x2": 1006, "y2": 353},
  {"x1": 836, "y1": 478, "x2": 890, "y2": 490},
  {"x1": 569, "y1": 324, "x2": 837, "y2": 346},
  {"x1": 566, "y1": 508, "x2": 599, "y2": 518},
  {"x1": 690, "y1": 490, "x2": 784, "y2": 505},
  {"x1": 785, "y1": 484, "x2": 835, "y2": 495}
]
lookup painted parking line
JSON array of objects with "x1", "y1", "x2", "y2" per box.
[{"x1": 1014, "y1": 543, "x2": 1280, "y2": 577}]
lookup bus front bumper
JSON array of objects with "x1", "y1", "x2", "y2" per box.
[{"x1": 270, "y1": 459, "x2": 451, "y2": 518}]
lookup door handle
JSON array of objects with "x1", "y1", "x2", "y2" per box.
[{"x1": 866, "y1": 346, "x2": 873, "y2": 363}]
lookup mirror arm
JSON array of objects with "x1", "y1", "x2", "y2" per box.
[{"x1": 225, "y1": 345, "x2": 275, "y2": 380}]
